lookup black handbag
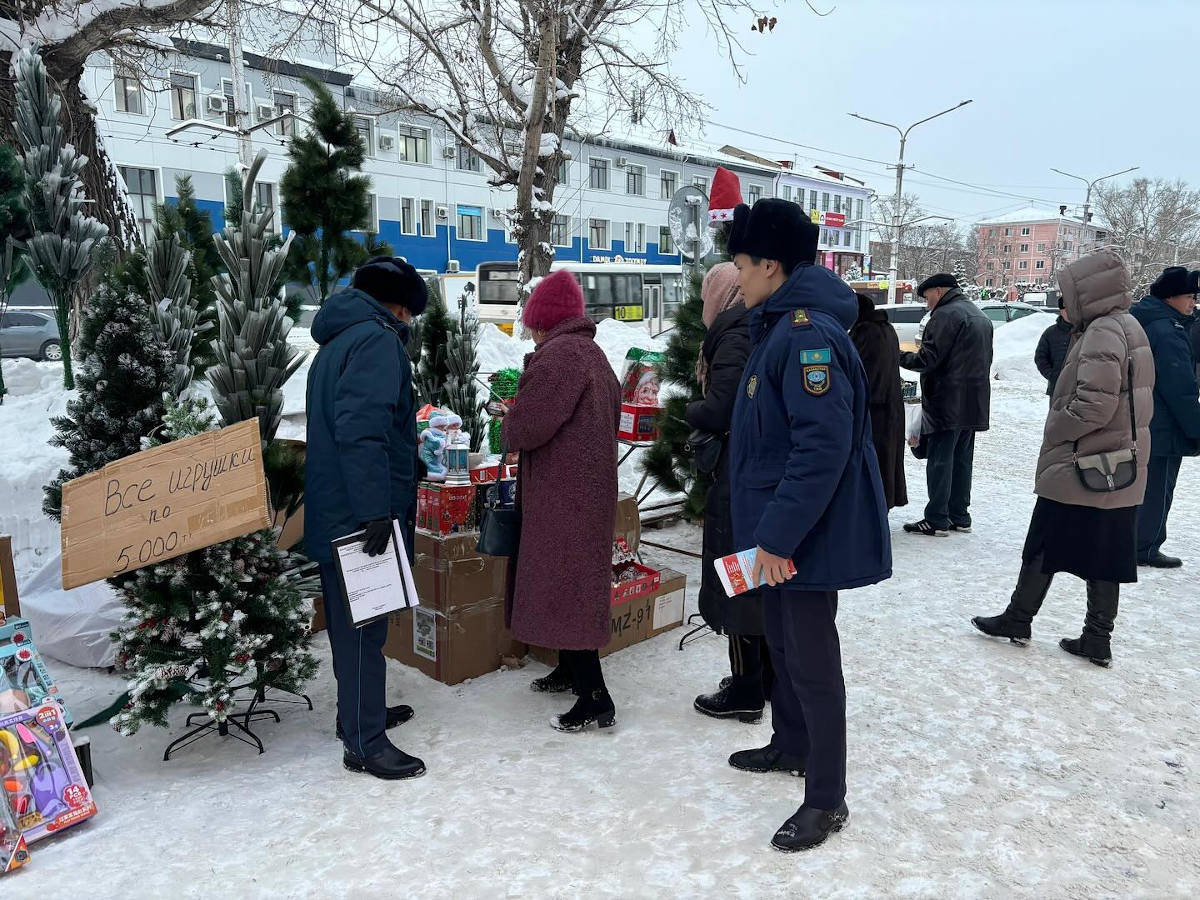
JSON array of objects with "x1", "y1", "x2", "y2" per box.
[
  {"x1": 476, "y1": 451, "x2": 521, "y2": 557},
  {"x1": 1073, "y1": 358, "x2": 1138, "y2": 493},
  {"x1": 686, "y1": 429, "x2": 724, "y2": 476}
]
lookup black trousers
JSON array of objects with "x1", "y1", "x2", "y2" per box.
[
  {"x1": 558, "y1": 649, "x2": 608, "y2": 696},
  {"x1": 924, "y1": 428, "x2": 976, "y2": 529},
  {"x1": 319, "y1": 562, "x2": 390, "y2": 757},
  {"x1": 727, "y1": 634, "x2": 774, "y2": 701},
  {"x1": 1136, "y1": 455, "x2": 1182, "y2": 560},
  {"x1": 762, "y1": 588, "x2": 846, "y2": 811}
]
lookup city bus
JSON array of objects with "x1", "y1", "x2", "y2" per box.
[{"x1": 474, "y1": 261, "x2": 687, "y2": 334}]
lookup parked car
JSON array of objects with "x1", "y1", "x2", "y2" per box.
[
  {"x1": 976, "y1": 301, "x2": 1057, "y2": 327},
  {"x1": 0, "y1": 310, "x2": 61, "y2": 361},
  {"x1": 878, "y1": 303, "x2": 928, "y2": 352}
]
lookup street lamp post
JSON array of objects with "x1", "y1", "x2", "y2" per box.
[
  {"x1": 850, "y1": 100, "x2": 973, "y2": 303},
  {"x1": 1050, "y1": 166, "x2": 1139, "y2": 253}
]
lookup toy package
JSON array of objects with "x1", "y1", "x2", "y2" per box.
[
  {"x1": 0, "y1": 787, "x2": 29, "y2": 874},
  {"x1": 0, "y1": 620, "x2": 72, "y2": 726},
  {"x1": 0, "y1": 702, "x2": 97, "y2": 843},
  {"x1": 618, "y1": 348, "x2": 665, "y2": 442}
]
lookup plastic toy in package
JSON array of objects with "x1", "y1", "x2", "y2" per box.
[
  {"x1": 0, "y1": 620, "x2": 72, "y2": 726},
  {"x1": 0, "y1": 787, "x2": 29, "y2": 874}
]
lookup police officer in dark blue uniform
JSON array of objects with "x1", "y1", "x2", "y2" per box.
[
  {"x1": 724, "y1": 199, "x2": 892, "y2": 852},
  {"x1": 305, "y1": 258, "x2": 428, "y2": 780}
]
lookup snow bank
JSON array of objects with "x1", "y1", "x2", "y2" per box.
[{"x1": 991, "y1": 314, "x2": 1051, "y2": 385}]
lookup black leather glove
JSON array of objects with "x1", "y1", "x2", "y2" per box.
[{"x1": 361, "y1": 519, "x2": 393, "y2": 557}]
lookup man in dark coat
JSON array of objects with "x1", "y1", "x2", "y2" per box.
[
  {"x1": 1130, "y1": 266, "x2": 1200, "y2": 567},
  {"x1": 305, "y1": 258, "x2": 427, "y2": 780},
  {"x1": 899, "y1": 274, "x2": 993, "y2": 536},
  {"x1": 851, "y1": 293, "x2": 907, "y2": 509},
  {"x1": 725, "y1": 198, "x2": 892, "y2": 853},
  {"x1": 1035, "y1": 297, "x2": 1074, "y2": 398}
]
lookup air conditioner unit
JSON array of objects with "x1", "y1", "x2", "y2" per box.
[
  {"x1": 490, "y1": 208, "x2": 505, "y2": 219},
  {"x1": 447, "y1": 260, "x2": 461, "y2": 274},
  {"x1": 206, "y1": 95, "x2": 227, "y2": 114},
  {"x1": 379, "y1": 134, "x2": 395, "y2": 151},
  {"x1": 442, "y1": 146, "x2": 457, "y2": 159},
  {"x1": 615, "y1": 156, "x2": 628, "y2": 168},
  {"x1": 436, "y1": 205, "x2": 449, "y2": 219},
  {"x1": 256, "y1": 104, "x2": 274, "y2": 122}
]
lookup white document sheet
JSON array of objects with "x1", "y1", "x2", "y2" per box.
[{"x1": 330, "y1": 520, "x2": 419, "y2": 626}]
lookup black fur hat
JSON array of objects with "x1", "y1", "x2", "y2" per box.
[
  {"x1": 352, "y1": 257, "x2": 429, "y2": 314},
  {"x1": 1150, "y1": 266, "x2": 1192, "y2": 300},
  {"x1": 727, "y1": 199, "x2": 818, "y2": 268}
]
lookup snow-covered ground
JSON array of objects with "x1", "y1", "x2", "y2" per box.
[{"x1": 2, "y1": 321, "x2": 1198, "y2": 898}]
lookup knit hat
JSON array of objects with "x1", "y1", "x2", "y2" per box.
[
  {"x1": 707, "y1": 167, "x2": 743, "y2": 224},
  {"x1": 1150, "y1": 266, "x2": 1192, "y2": 299},
  {"x1": 522, "y1": 269, "x2": 585, "y2": 333},
  {"x1": 352, "y1": 257, "x2": 428, "y2": 314},
  {"x1": 727, "y1": 199, "x2": 817, "y2": 269},
  {"x1": 917, "y1": 273, "x2": 958, "y2": 297},
  {"x1": 701, "y1": 262, "x2": 742, "y2": 327}
]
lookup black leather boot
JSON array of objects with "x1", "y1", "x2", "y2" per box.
[
  {"x1": 771, "y1": 802, "x2": 850, "y2": 852},
  {"x1": 343, "y1": 741, "x2": 426, "y2": 780},
  {"x1": 1061, "y1": 580, "x2": 1117, "y2": 667},
  {"x1": 694, "y1": 675, "x2": 765, "y2": 723},
  {"x1": 530, "y1": 663, "x2": 574, "y2": 694},
  {"x1": 728, "y1": 744, "x2": 805, "y2": 776},
  {"x1": 972, "y1": 560, "x2": 1053, "y2": 645},
  {"x1": 551, "y1": 689, "x2": 616, "y2": 732},
  {"x1": 335, "y1": 705, "x2": 414, "y2": 742}
]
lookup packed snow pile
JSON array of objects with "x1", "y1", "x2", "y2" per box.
[{"x1": 991, "y1": 314, "x2": 1051, "y2": 385}]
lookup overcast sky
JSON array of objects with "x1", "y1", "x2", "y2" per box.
[{"x1": 666, "y1": 0, "x2": 1198, "y2": 229}]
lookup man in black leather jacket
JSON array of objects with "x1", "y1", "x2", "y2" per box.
[{"x1": 899, "y1": 274, "x2": 994, "y2": 536}]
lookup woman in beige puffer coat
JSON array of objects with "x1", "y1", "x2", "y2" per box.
[{"x1": 972, "y1": 250, "x2": 1154, "y2": 667}]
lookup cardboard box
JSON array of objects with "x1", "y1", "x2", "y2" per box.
[
  {"x1": 382, "y1": 531, "x2": 524, "y2": 685},
  {"x1": 618, "y1": 403, "x2": 661, "y2": 443},
  {"x1": 59, "y1": 418, "x2": 272, "y2": 589},
  {"x1": 0, "y1": 537, "x2": 17, "y2": 622},
  {"x1": 530, "y1": 569, "x2": 686, "y2": 665}
]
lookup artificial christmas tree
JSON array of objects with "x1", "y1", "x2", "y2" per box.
[
  {"x1": 279, "y1": 77, "x2": 378, "y2": 304},
  {"x1": 416, "y1": 278, "x2": 454, "y2": 405},
  {"x1": 442, "y1": 292, "x2": 485, "y2": 449},
  {"x1": 145, "y1": 228, "x2": 209, "y2": 399},
  {"x1": 43, "y1": 285, "x2": 174, "y2": 519},
  {"x1": 13, "y1": 47, "x2": 109, "y2": 390}
]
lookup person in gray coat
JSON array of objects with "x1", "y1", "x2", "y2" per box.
[{"x1": 972, "y1": 251, "x2": 1154, "y2": 667}]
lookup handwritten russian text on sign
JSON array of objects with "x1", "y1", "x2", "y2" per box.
[{"x1": 60, "y1": 419, "x2": 272, "y2": 590}]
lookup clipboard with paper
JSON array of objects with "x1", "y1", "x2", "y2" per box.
[{"x1": 330, "y1": 520, "x2": 420, "y2": 626}]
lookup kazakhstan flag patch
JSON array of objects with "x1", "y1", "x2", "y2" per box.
[{"x1": 798, "y1": 348, "x2": 831, "y2": 365}]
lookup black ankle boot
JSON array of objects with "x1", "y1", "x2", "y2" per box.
[
  {"x1": 771, "y1": 802, "x2": 850, "y2": 852},
  {"x1": 1059, "y1": 635, "x2": 1112, "y2": 667},
  {"x1": 551, "y1": 689, "x2": 616, "y2": 732},
  {"x1": 694, "y1": 678, "x2": 765, "y2": 723},
  {"x1": 971, "y1": 613, "x2": 1031, "y2": 645},
  {"x1": 531, "y1": 663, "x2": 574, "y2": 694}
]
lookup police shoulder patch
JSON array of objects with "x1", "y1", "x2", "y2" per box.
[
  {"x1": 791, "y1": 309, "x2": 812, "y2": 327},
  {"x1": 802, "y1": 364, "x2": 831, "y2": 396}
]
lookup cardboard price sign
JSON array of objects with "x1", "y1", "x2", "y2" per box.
[{"x1": 60, "y1": 419, "x2": 272, "y2": 590}]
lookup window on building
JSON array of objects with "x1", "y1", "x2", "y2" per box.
[
  {"x1": 253, "y1": 181, "x2": 277, "y2": 235},
  {"x1": 854, "y1": 229, "x2": 861, "y2": 250},
  {"x1": 550, "y1": 214, "x2": 571, "y2": 247},
  {"x1": 457, "y1": 204, "x2": 483, "y2": 240},
  {"x1": 626, "y1": 164, "x2": 645, "y2": 196},
  {"x1": 843, "y1": 230, "x2": 851, "y2": 247},
  {"x1": 809, "y1": 190, "x2": 818, "y2": 211},
  {"x1": 1020, "y1": 243, "x2": 1030, "y2": 253},
  {"x1": 748, "y1": 185, "x2": 762, "y2": 205},
  {"x1": 1003, "y1": 244, "x2": 1011, "y2": 253},
  {"x1": 855, "y1": 198, "x2": 863, "y2": 222},
  {"x1": 659, "y1": 225, "x2": 674, "y2": 255},
  {"x1": 401, "y1": 198, "x2": 416, "y2": 235},
  {"x1": 589, "y1": 218, "x2": 609, "y2": 249},
  {"x1": 1038, "y1": 242, "x2": 1046, "y2": 252},
  {"x1": 1002, "y1": 260, "x2": 1011, "y2": 270},
  {"x1": 624, "y1": 221, "x2": 645, "y2": 253},
  {"x1": 986, "y1": 261, "x2": 995, "y2": 271},
  {"x1": 269, "y1": 91, "x2": 295, "y2": 136},
  {"x1": 366, "y1": 193, "x2": 379, "y2": 233},
  {"x1": 1021, "y1": 226, "x2": 1031, "y2": 235},
  {"x1": 558, "y1": 159, "x2": 569, "y2": 184},
  {"x1": 221, "y1": 79, "x2": 243, "y2": 128},
  {"x1": 114, "y1": 67, "x2": 145, "y2": 115},
  {"x1": 832, "y1": 194, "x2": 842, "y2": 214},
  {"x1": 589, "y1": 158, "x2": 610, "y2": 190},
  {"x1": 397, "y1": 125, "x2": 430, "y2": 164},
  {"x1": 693, "y1": 175, "x2": 709, "y2": 193},
  {"x1": 355, "y1": 116, "x2": 375, "y2": 156},
  {"x1": 1004, "y1": 227, "x2": 1013, "y2": 236},
  {"x1": 1035, "y1": 260, "x2": 1046, "y2": 270},
  {"x1": 782, "y1": 185, "x2": 792, "y2": 202},
  {"x1": 458, "y1": 145, "x2": 482, "y2": 172},
  {"x1": 169, "y1": 72, "x2": 196, "y2": 120},
  {"x1": 420, "y1": 200, "x2": 433, "y2": 237},
  {"x1": 1018, "y1": 260, "x2": 1029, "y2": 270},
  {"x1": 985, "y1": 278, "x2": 994, "y2": 287},
  {"x1": 821, "y1": 192, "x2": 830, "y2": 211},
  {"x1": 118, "y1": 166, "x2": 157, "y2": 243},
  {"x1": 1064, "y1": 241, "x2": 1073, "y2": 252},
  {"x1": 660, "y1": 170, "x2": 677, "y2": 199}
]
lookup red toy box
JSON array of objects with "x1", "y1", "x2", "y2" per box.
[{"x1": 417, "y1": 483, "x2": 478, "y2": 536}]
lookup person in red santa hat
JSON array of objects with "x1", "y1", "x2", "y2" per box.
[
  {"x1": 492, "y1": 270, "x2": 623, "y2": 732},
  {"x1": 708, "y1": 166, "x2": 743, "y2": 229}
]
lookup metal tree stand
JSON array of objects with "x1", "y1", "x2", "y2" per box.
[{"x1": 160, "y1": 676, "x2": 310, "y2": 761}]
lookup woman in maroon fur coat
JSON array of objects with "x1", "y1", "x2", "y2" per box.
[{"x1": 499, "y1": 270, "x2": 622, "y2": 732}]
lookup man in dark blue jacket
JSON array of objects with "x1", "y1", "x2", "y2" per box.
[
  {"x1": 305, "y1": 258, "x2": 427, "y2": 779},
  {"x1": 725, "y1": 198, "x2": 892, "y2": 853},
  {"x1": 1130, "y1": 266, "x2": 1200, "y2": 568}
]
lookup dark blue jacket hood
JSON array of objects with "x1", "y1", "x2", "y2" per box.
[
  {"x1": 1131, "y1": 294, "x2": 1189, "y2": 330},
  {"x1": 757, "y1": 263, "x2": 859, "y2": 331},
  {"x1": 312, "y1": 288, "x2": 409, "y2": 346}
]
